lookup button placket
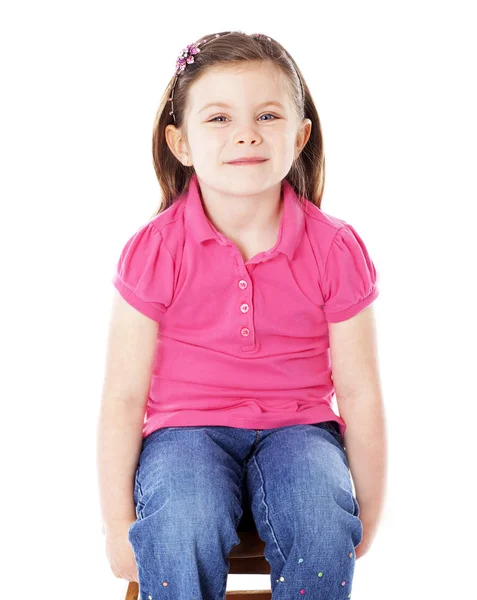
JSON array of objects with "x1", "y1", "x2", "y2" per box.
[{"x1": 238, "y1": 279, "x2": 253, "y2": 343}]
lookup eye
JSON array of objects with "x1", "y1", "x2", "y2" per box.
[{"x1": 208, "y1": 113, "x2": 278, "y2": 123}]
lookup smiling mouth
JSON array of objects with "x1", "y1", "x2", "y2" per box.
[{"x1": 227, "y1": 159, "x2": 269, "y2": 165}]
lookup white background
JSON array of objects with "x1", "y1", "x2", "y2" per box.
[{"x1": 1, "y1": 1, "x2": 476, "y2": 598}]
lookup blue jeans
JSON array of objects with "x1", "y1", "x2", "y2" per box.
[{"x1": 128, "y1": 422, "x2": 363, "y2": 599}]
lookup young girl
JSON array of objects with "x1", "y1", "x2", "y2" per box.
[{"x1": 97, "y1": 30, "x2": 386, "y2": 600}]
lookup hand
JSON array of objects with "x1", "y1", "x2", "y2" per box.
[
  {"x1": 355, "y1": 516, "x2": 377, "y2": 560},
  {"x1": 104, "y1": 519, "x2": 139, "y2": 582}
]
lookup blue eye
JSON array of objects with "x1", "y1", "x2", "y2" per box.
[{"x1": 208, "y1": 114, "x2": 277, "y2": 122}]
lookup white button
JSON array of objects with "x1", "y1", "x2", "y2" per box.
[
  {"x1": 241, "y1": 327, "x2": 250, "y2": 337},
  {"x1": 240, "y1": 303, "x2": 249, "y2": 313},
  {"x1": 238, "y1": 280, "x2": 248, "y2": 289}
]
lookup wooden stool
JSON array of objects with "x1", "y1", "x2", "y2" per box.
[{"x1": 123, "y1": 503, "x2": 271, "y2": 599}]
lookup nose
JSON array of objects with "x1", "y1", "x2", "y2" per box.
[{"x1": 234, "y1": 127, "x2": 262, "y2": 146}]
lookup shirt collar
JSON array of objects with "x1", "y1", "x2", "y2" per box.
[{"x1": 183, "y1": 172, "x2": 305, "y2": 262}]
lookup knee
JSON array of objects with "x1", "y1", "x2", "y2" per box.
[
  {"x1": 135, "y1": 484, "x2": 240, "y2": 542},
  {"x1": 292, "y1": 492, "x2": 362, "y2": 543}
]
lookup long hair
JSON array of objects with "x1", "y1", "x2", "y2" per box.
[{"x1": 150, "y1": 30, "x2": 325, "y2": 218}]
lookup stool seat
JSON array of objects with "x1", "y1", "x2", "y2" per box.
[{"x1": 123, "y1": 503, "x2": 271, "y2": 599}]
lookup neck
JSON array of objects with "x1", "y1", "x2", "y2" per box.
[{"x1": 197, "y1": 178, "x2": 283, "y2": 239}]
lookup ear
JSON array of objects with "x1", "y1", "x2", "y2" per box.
[
  {"x1": 165, "y1": 124, "x2": 191, "y2": 165},
  {"x1": 295, "y1": 118, "x2": 312, "y2": 160}
]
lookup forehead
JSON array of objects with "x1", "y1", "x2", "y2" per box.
[{"x1": 188, "y1": 62, "x2": 293, "y2": 110}]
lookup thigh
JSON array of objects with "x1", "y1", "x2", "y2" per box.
[
  {"x1": 132, "y1": 426, "x2": 246, "y2": 528},
  {"x1": 245, "y1": 423, "x2": 360, "y2": 540}
]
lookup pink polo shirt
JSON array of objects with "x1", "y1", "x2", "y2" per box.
[{"x1": 112, "y1": 173, "x2": 379, "y2": 439}]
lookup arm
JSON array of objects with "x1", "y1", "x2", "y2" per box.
[
  {"x1": 328, "y1": 305, "x2": 388, "y2": 548},
  {"x1": 96, "y1": 289, "x2": 159, "y2": 535}
]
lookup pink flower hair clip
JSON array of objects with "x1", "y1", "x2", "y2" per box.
[
  {"x1": 168, "y1": 32, "x2": 272, "y2": 124},
  {"x1": 175, "y1": 42, "x2": 201, "y2": 74},
  {"x1": 168, "y1": 34, "x2": 223, "y2": 123}
]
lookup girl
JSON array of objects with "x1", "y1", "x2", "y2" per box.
[{"x1": 97, "y1": 30, "x2": 386, "y2": 600}]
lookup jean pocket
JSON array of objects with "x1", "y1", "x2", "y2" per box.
[
  {"x1": 132, "y1": 465, "x2": 145, "y2": 518},
  {"x1": 352, "y1": 495, "x2": 363, "y2": 546},
  {"x1": 318, "y1": 420, "x2": 343, "y2": 445}
]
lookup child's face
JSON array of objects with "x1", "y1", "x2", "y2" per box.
[{"x1": 166, "y1": 62, "x2": 311, "y2": 195}]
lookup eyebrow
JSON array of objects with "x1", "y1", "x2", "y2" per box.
[{"x1": 197, "y1": 100, "x2": 286, "y2": 115}]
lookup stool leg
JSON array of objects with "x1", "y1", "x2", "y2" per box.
[{"x1": 123, "y1": 581, "x2": 139, "y2": 600}]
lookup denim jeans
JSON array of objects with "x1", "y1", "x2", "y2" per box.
[{"x1": 128, "y1": 422, "x2": 363, "y2": 599}]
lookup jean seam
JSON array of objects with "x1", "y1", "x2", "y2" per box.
[{"x1": 250, "y1": 454, "x2": 287, "y2": 564}]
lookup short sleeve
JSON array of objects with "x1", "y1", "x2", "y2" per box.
[
  {"x1": 321, "y1": 223, "x2": 379, "y2": 323},
  {"x1": 111, "y1": 222, "x2": 175, "y2": 322}
]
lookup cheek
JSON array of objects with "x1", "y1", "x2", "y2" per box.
[
  {"x1": 190, "y1": 129, "x2": 224, "y2": 149},
  {"x1": 270, "y1": 126, "x2": 295, "y2": 145},
  {"x1": 269, "y1": 134, "x2": 295, "y2": 161}
]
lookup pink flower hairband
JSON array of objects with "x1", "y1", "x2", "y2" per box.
[{"x1": 167, "y1": 32, "x2": 271, "y2": 124}]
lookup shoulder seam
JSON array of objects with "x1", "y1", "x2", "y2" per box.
[
  {"x1": 321, "y1": 223, "x2": 348, "y2": 293},
  {"x1": 148, "y1": 203, "x2": 185, "y2": 268},
  {"x1": 303, "y1": 201, "x2": 346, "y2": 229},
  {"x1": 150, "y1": 223, "x2": 176, "y2": 269}
]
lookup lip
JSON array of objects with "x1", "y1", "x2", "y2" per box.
[{"x1": 227, "y1": 159, "x2": 269, "y2": 165}]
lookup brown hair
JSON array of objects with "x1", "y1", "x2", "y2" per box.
[{"x1": 150, "y1": 30, "x2": 325, "y2": 218}]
